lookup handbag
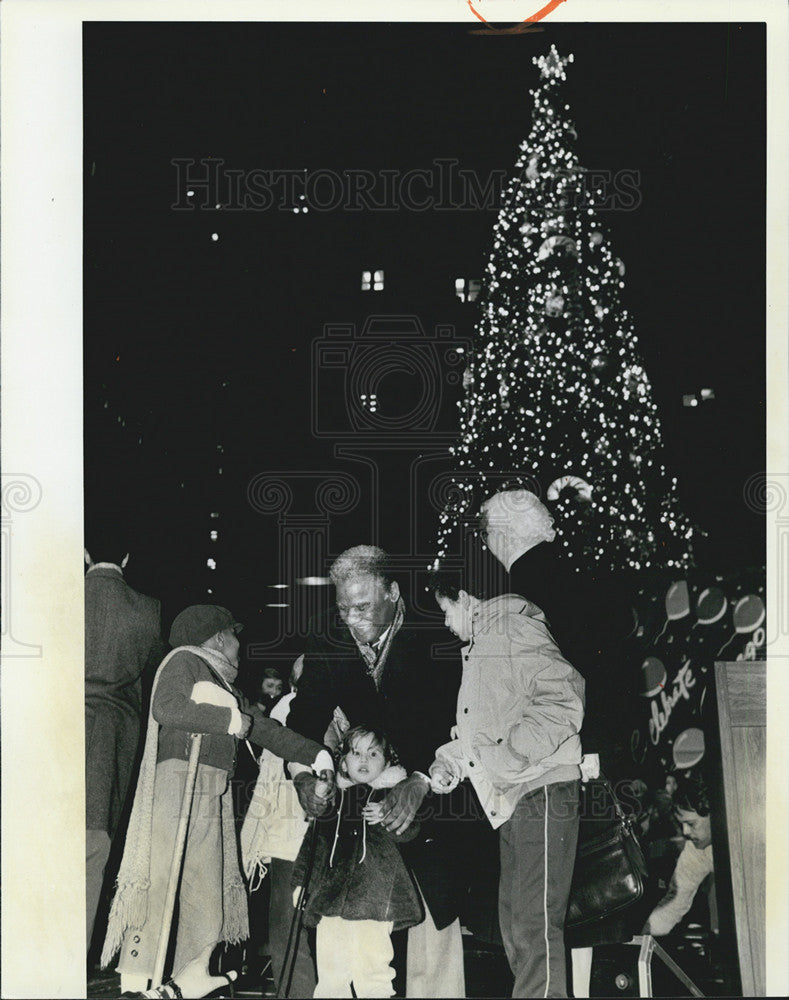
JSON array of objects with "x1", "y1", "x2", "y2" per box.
[{"x1": 565, "y1": 777, "x2": 649, "y2": 930}]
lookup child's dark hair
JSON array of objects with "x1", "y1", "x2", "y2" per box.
[{"x1": 338, "y1": 725, "x2": 398, "y2": 767}]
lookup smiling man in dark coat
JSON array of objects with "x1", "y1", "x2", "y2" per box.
[{"x1": 287, "y1": 545, "x2": 466, "y2": 998}]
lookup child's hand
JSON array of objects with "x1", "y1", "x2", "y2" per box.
[
  {"x1": 429, "y1": 761, "x2": 459, "y2": 794},
  {"x1": 362, "y1": 801, "x2": 384, "y2": 825}
]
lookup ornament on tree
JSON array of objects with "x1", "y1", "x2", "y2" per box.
[
  {"x1": 545, "y1": 293, "x2": 565, "y2": 318},
  {"x1": 537, "y1": 235, "x2": 580, "y2": 261},
  {"x1": 526, "y1": 156, "x2": 540, "y2": 181},
  {"x1": 541, "y1": 216, "x2": 566, "y2": 235},
  {"x1": 590, "y1": 231, "x2": 603, "y2": 246},
  {"x1": 615, "y1": 258, "x2": 626, "y2": 276},
  {"x1": 498, "y1": 382, "x2": 510, "y2": 410},
  {"x1": 624, "y1": 365, "x2": 643, "y2": 388},
  {"x1": 590, "y1": 352, "x2": 611, "y2": 373},
  {"x1": 462, "y1": 366, "x2": 474, "y2": 391},
  {"x1": 546, "y1": 474, "x2": 593, "y2": 502}
]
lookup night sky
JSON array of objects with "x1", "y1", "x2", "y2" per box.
[{"x1": 83, "y1": 21, "x2": 766, "y2": 661}]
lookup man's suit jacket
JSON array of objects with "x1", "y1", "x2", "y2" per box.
[
  {"x1": 85, "y1": 566, "x2": 164, "y2": 835},
  {"x1": 288, "y1": 607, "x2": 468, "y2": 929}
]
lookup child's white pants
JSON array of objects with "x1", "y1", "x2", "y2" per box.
[{"x1": 313, "y1": 915, "x2": 395, "y2": 998}]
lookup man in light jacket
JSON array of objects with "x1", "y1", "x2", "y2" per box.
[{"x1": 428, "y1": 569, "x2": 585, "y2": 999}]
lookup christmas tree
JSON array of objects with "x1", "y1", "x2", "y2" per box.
[{"x1": 437, "y1": 45, "x2": 697, "y2": 573}]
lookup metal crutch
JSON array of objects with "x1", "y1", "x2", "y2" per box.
[
  {"x1": 151, "y1": 732, "x2": 204, "y2": 990},
  {"x1": 278, "y1": 816, "x2": 320, "y2": 999}
]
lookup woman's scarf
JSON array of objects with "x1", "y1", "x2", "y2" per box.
[{"x1": 101, "y1": 646, "x2": 249, "y2": 969}]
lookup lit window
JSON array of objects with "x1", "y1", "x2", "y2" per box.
[
  {"x1": 682, "y1": 395, "x2": 698, "y2": 408},
  {"x1": 455, "y1": 277, "x2": 481, "y2": 302},
  {"x1": 361, "y1": 269, "x2": 384, "y2": 291},
  {"x1": 207, "y1": 558, "x2": 217, "y2": 569},
  {"x1": 700, "y1": 388, "x2": 715, "y2": 401},
  {"x1": 210, "y1": 531, "x2": 218, "y2": 541}
]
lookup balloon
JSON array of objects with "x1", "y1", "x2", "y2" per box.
[
  {"x1": 733, "y1": 594, "x2": 766, "y2": 634},
  {"x1": 640, "y1": 656, "x2": 667, "y2": 698},
  {"x1": 696, "y1": 587, "x2": 728, "y2": 625},
  {"x1": 673, "y1": 728, "x2": 705, "y2": 770},
  {"x1": 665, "y1": 580, "x2": 691, "y2": 620}
]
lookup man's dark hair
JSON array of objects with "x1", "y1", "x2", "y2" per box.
[
  {"x1": 673, "y1": 772, "x2": 710, "y2": 817},
  {"x1": 427, "y1": 552, "x2": 501, "y2": 602},
  {"x1": 262, "y1": 667, "x2": 284, "y2": 682},
  {"x1": 85, "y1": 522, "x2": 129, "y2": 567}
]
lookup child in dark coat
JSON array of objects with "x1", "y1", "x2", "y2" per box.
[{"x1": 292, "y1": 725, "x2": 424, "y2": 998}]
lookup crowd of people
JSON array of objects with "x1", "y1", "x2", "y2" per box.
[{"x1": 85, "y1": 489, "x2": 719, "y2": 999}]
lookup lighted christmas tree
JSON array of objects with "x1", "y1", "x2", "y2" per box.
[{"x1": 437, "y1": 45, "x2": 697, "y2": 573}]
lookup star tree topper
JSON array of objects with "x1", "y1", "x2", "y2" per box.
[{"x1": 533, "y1": 44, "x2": 574, "y2": 81}]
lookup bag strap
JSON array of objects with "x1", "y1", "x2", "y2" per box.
[{"x1": 596, "y1": 772, "x2": 633, "y2": 826}]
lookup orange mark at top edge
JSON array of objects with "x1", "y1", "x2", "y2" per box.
[{"x1": 467, "y1": 0, "x2": 568, "y2": 28}]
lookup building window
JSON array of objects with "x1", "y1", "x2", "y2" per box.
[
  {"x1": 362, "y1": 269, "x2": 384, "y2": 292},
  {"x1": 455, "y1": 277, "x2": 481, "y2": 303}
]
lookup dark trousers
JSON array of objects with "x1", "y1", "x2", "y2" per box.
[
  {"x1": 498, "y1": 780, "x2": 580, "y2": 998},
  {"x1": 269, "y1": 857, "x2": 317, "y2": 998}
]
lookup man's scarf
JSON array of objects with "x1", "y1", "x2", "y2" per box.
[
  {"x1": 100, "y1": 646, "x2": 249, "y2": 969},
  {"x1": 354, "y1": 597, "x2": 405, "y2": 690}
]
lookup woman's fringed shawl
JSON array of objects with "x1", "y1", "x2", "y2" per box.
[{"x1": 101, "y1": 646, "x2": 249, "y2": 968}]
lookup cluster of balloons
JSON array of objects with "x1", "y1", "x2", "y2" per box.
[{"x1": 636, "y1": 579, "x2": 765, "y2": 770}]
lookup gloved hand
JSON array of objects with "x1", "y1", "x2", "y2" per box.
[
  {"x1": 379, "y1": 774, "x2": 429, "y2": 835},
  {"x1": 293, "y1": 771, "x2": 335, "y2": 817}
]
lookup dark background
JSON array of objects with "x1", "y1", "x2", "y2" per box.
[{"x1": 84, "y1": 21, "x2": 766, "y2": 670}]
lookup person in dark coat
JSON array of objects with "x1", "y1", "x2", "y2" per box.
[
  {"x1": 84, "y1": 536, "x2": 166, "y2": 951},
  {"x1": 286, "y1": 545, "x2": 466, "y2": 998},
  {"x1": 478, "y1": 488, "x2": 635, "y2": 776},
  {"x1": 292, "y1": 726, "x2": 423, "y2": 997}
]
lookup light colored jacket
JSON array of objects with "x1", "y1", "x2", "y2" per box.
[
  {"x1": 241, "y1": 693, "x2": 310, "y2": 882},
  {"x1": 646, "y1": 841, "x2": 714, "y2": 935},
  {"x1": 434, "y1": 594, "x2": 584, "y2": 828}
]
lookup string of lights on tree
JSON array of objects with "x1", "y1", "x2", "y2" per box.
[{"x1": 436, "y1": 45, "x2": 697, "y2": 573}]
